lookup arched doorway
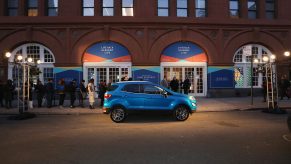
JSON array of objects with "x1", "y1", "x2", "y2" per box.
[
  {"x1": 8, "y1": 43, "x2": 55, "y2": 84},
  {"x1": 83, "y1": 41, "x2": 132, "y2": 86},
  {"x1": 160, "y1": 41, "x2": 207, "y2": 96},
  {"x1": 233, "y1": 44, "x2": 275, "y2": 88}
]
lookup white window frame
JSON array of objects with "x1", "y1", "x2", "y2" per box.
[
  {"x1": 233, "y1": 44, "x2": 274, "y2": 88},
  {"x1": 8, "y1": 43, "x2": 55, "y2": 83}
]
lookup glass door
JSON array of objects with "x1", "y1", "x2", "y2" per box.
[{"x1": 162, "y1": 66, "x2": 206, "y2": 96}]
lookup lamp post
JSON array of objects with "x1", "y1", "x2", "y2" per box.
[
  {"x1": 5, "y1": 51, "x2": 40, "y2": 114},
  {"x1": 254, "y1": 54, "x2": 286, "y2": 113}
]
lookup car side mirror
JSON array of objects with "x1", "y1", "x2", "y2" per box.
[{"x1": 162, "y1": 90, "x2": 168, "y2": 98}]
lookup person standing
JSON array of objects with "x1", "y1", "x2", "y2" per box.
[
  {"x1": 0, "y1": 80, "x2": 4, "y2": 107},
  {"x1": 183, "y1": 76, "x2": 191, "y2": 95},
  {"x1": 88, "y1": 79, "x2": 95, "y2": 109},
  {"x1": 68, "y1": 79, "x2": 77, "y2": 108},
  {"x1": 46, "y1": 78, "x2": 54, "y2": 108},
  {"x1": 160, "y1": 76, "x2": 168, "y2": 88},
  {"x1": 262, "y1": 79, "x2": 267, "y2": 102},
  {"x1": 57, "y1": 79, "x2": 66, "y2": 108},
  {"x1": 170, "y1": 76, "x2": 179, "y2": 92},
  {"x1": 79, "y1": 80, "x2": 86, "y2": 107},
  {"x1": 279, "y1": 75, "x2": 290, "y2": 100},
  {"x1": 4, "y1": 79, "x2": 14, "y2": 109},
  {"x1": 98, "y1": 81, "x2": 107, "y2": 107},
  {"x1": 35, "y1": 80, "x2": 45, "y2": 108}
]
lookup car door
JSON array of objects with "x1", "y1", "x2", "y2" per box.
[
  {"x1": 142, "y1": 84, "x2": 173, "y2": 110},
  {"x1": 121, "y1": 84, "x2": 144, "y2": 110}
]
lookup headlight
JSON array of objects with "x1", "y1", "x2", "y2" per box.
[{"x1": 189, "y1": 96, "x2": 196, "y2": 101}]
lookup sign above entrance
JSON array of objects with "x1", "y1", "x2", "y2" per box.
[
  {"x1": 161, "y1": 42, "x2": 207, "y2": 62},
  {"x1": 83, "y1": 41, "x2": 131, "y2": 62}
]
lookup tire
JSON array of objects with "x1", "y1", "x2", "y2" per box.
[
  {"x1": 173, "y1": 105, "x2": 189, "y2": 121},
  {"x1": 110, "y1": 106, "x2": 126, "y2": 123}
]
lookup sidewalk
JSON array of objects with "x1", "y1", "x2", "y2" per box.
[{"x1": 0, "y1": 97, "x2": 291, "y2": 115}]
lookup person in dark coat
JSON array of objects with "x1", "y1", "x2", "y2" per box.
[
  {"x1": 78, "y1": 80, "x2": 86, "y2": 107},
  {"x1": 35, "y1": 80, "x2": 45, "y2": 107},
  {"x1": 0, "y1": 80, "x2": 4, "y2": 107},
  {"x1": 68, "y1": 79, "x2": 77, "y2": 108},
  {"x1": 170, "y1": 76, "x2": 179, "y2": 92},
  {"x1": 4, "y1": 79, "x2": 14, "y2": 109},
  {"x1": 98, "y1": 81, "x2": 107, "y2": 107},
  {"x1": 279, "y1": 75, "x2": 290, "y2": 100},
  {"x1": 46, "y1": 78, "x2": 54, "y2": 108},
  {"x1": 183, "y1": 77, "x2": 191, "y2": 95}
]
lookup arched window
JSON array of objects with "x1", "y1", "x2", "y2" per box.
[
  {"x1": 233, "y1": 44, "x2": 274, "y2": 88},
  {"x1": 8, "y1": 43, "x2": 55, "y2": 84}
]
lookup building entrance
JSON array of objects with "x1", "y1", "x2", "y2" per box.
[{"x1": 162, "y1": 65, "x2": 206, "y2": 96}]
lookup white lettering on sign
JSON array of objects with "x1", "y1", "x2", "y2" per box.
[
  {"x1": 216, "y1": 77, "x2": 229, "y2": 81},
  {"x1": 101, "y1": 46, "x2": 114, "y2": 55},
  {"x1": 178, "y1": 46, "x2": 190, "y2": 55}
]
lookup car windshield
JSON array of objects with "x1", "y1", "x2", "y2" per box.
[{"x1": 108, "y1": 84, "x2": 118, "y2": 91}]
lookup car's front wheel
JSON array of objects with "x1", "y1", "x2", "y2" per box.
[
  {"x1": 110, "y1": 106, "x2": 126, "y2": 123},
  {"x1": 173, "y1": 105, "x2": 189, "y2": 121}
]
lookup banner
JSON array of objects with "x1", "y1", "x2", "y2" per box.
[
  {"x1": 54, "y1": 67, "x2": 83, "y2": 86},
  {"x1": 83, "y1": 41, "x2": 131, "y2": 62},
  {"x1": 208, "y1": 66, "x2": 235, "y2": 88},
  {"x1": 132, "y1": 66, "x2": 160, "y2": 84},
  {"x1": 161, "y1": 41, "x2": 207, "y2": 62}
]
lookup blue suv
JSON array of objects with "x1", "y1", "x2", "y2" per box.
[{"x1": 103, "y1": 81, "x2": 197, "y2": 123}]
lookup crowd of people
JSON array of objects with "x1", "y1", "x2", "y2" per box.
[
  {"x1": 160, "y1": 76, "x2": 191, "y2": 95},
  {"x1": 0, "y1": 78, "x2": 111, "y2": 110}
]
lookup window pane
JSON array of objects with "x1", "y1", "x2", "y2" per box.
[
  {"x1": 177, "y1": 0, "x2": 187, "y2": 8},
  {"x1": 196, "y1": 9, "x2": 206, "y2": 17},
  {"x1": 158, "y1": 9, "x2": 168, "y2": 16},
  {"x1": 230, "y1": 10, "x2": 239, "y2": 18},
  {"x1": 48, "y1": 0, "x2": 58, "y2": 7},
  {"x1": 103, "y1": 8, "x2": 114, "y2": 16},
  {"x1": 8, "y1": 9, "x2": 18, "y2": 16},
  {"x1": 196, "y1": 0, "x2": 205, "y2": 8},
  {"x1": 266, "y1": 3, "x2": 274, "y2": 10},
  {"x1": 83, "y1": 8, "x2": 94, "y2": 16},
  {"x1": 122, "y1": 8, "x2": 133, "y2": 16},
  {"x1": 230, "y1": 1, "x2": 238, "y2": 10},
  {"x1": 48, "y1": 9, "x2": 58, "y2": 16},
  {"x1": 122, "y1": 0, "x2": 133, "y2": 7},
  {"x1": 83, "y1": 0, "x2": 94, "y2": 7},
  {"x1": 158, "y1": 0, "x2": 168, "y2": 7},
  {"x1": 248, "y1": 11, "x2": 256, "y2": 19},
  {"x1": 248, "y1": 1, "x2": 256, "y2": 10},
  {"x1": 28, "y1": 0, "x2": 38, "y2": 7},
  {"x1": 8, "y1": 0, "x2": 18, "y2": 7},
  {"x1": 266, "y1": 12, "x2": 274, "y2": 19},
  {"x1": 177, "y1": 9, "x2": 187, "y2": 17},
  {"x1": 103, "y1": 0, "x2": 114, "y2": 7},
  {"x1": 28, "y1": 9, "x2": 38, "y2": 16}
]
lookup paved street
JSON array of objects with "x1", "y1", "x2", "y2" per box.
[{"x1": 0, "y1": 110, "x2": 290, "y2": 164}]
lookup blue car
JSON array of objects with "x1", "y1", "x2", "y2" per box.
[{"x1": 103, "y1": 81, "x2": 197, "y2": 123}]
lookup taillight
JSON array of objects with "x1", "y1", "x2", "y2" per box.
[{"x1": 104, "y1": 93, "x2": 112, "y2": 99}]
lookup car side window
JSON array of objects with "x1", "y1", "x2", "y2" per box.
[
  {"x1": 122, "y1": 84, "x2": 141, "y2": 93},
  {"x1": 143, "y1": 84, "x2": 163, "y2": 94}
]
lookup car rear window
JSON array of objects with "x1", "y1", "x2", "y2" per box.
[{"x1": 108, "y1": 84, "x2": 118, "y2": 91}]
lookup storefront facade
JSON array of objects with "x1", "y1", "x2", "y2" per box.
[{"x1": 0, "y1": 0, "x2": 291, "y2": 97}]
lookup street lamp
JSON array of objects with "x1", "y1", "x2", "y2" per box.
[
  {"x1": 254, "y1": 54, "x2": 286, "y2": 113},
  {"x1": 4, "y1": 52, "x2": 39, "y2": 114}
]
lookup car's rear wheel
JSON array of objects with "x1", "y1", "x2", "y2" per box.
[
  {"x1": 110, "y1": 106, "x2": 126, "y2": 123},
  {"x1": 173, "y1": 105, "x2": 189, "y2": 121}
]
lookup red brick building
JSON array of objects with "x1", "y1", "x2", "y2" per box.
[{"x1": 0, "y1": 0, "x2": 290, "y2": 97}]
